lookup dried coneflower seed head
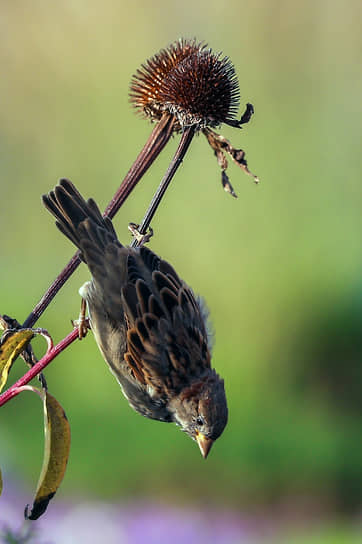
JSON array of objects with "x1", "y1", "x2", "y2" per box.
[
  {"x1": 130, "y1": 38, "x2": 240, "y2": 131},
  {"x1": 125, "y1": 37, "x2": 258, "y2": 234}
]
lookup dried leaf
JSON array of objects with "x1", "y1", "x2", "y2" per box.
[
  {"x1": 225, "y1": 144, "x2": 259, "y2": 183},
  {"x1": 0, "y1": 467, "x2": 2, "y2": 497},
  {"x1": 203, "y1": 127, "x2": 259, "y2": 186},
  {"x1": 25, "y1": 389, "x2": 71, "y2": 520},
  {"x1": 0, "y1": 329, "x2": 34, "y2": 392},
  {"x1": 221, "y1": 171, "x2": 237, "y2": 198},
  {"x1": 225, "y1": 102, "x2": 255, "y2": 128}
]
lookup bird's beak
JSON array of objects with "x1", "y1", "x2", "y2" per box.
[{"x1": 196, "y1": 432, "x2": 213, "y2": 459}]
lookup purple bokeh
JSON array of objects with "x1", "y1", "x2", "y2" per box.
[{"x1": 0, "y1": 479, "x2": 259, "y2": 544}]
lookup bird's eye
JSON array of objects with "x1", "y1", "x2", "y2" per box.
[{"x1": 196, "y1": 416, "x2": 204, "y2": 426}]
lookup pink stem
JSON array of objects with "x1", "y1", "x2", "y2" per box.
[{"x1": 0, "y1": 328, "x2": 79, "y2": 407}]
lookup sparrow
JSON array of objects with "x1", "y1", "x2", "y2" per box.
[{"x1": 42, "y1": 179, "x2": 228, "y2": 458}]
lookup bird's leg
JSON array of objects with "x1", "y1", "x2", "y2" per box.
[
  {"x1": 128, "y1": 222, "x2": 154, "y2": 247},
  {"x1": 72, "y1": 298, "x2": 90, "y2": 339}
]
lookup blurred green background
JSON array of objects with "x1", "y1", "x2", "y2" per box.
[{"x1": 1, "y1": 0, "x2": 362, "y2": 539}]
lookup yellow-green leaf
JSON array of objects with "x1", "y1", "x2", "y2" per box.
[
  {"x1": 25, "y1": 390, "x2": 71, "y2": 520},
  {"x1": 0, "y1": 329, "x2": 34, "y2": 392}
]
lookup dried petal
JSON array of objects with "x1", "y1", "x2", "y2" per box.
[
  {"x1": 221, "y1": 171, "x2": 238, "y2": 198},
  {"x1": 204, "y1": 127, "x2": 259, "y2": 188}
]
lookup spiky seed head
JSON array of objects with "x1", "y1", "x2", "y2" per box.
[{"x1": 130, "y1": 38, "x2": 240, "y2": 131}]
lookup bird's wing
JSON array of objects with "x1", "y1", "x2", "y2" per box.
[{"x1": 121, "y1": 247, "x2": 211, "y2": 397}]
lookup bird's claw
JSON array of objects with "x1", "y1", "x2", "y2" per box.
[
  {"x1": 128, "y1": 222, "x2": 154, "y2": 247},
  {"x1": 72, "y1": 318, "x2": 90, "y2": 339},
  {"x1": 72, "y1": 298, "x2": 90, "y2": 339}
]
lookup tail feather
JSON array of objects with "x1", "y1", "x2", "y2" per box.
[{"x1": 42, "y1": 179, "x2": 120, "y2": 259}]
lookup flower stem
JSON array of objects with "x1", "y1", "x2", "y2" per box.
[
  {"x1": 131, "y1": 126, "x2": 196, "y2": 247},
  {"x1": 104, "y1": 113, "x2": 175, "y2": 219},
  {"x1": 22, "y1": 114, "x2": 175, "y2": 329},
  {"x1": 0, "y1": 328, "x2": 79, "y2": 407}
]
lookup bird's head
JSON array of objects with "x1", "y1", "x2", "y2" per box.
[{"x1": 170, "y1": 370, "x2": 228, "y2": 458}]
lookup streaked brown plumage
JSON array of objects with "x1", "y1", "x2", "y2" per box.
[{"x1": 43, "y1": 179, "x2": 228, "y2": 458}]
